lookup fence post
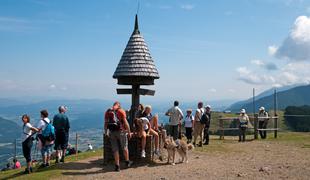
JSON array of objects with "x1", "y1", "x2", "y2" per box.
[
  {"x1": 254, "y1": 114, "x2": 258, "y2": 140},
  {"x1": 75, "y1": 133, "x2": 78, "y2": 158},
  {"x1": 219, "y1": 117, "x2": 224, "y2": 140},
  {"x1": 274, "y1": 116, "x2": 278, "y2": 138},
  {"x1": 14, "y1": 139, "x2": 17, "y2": 160}
]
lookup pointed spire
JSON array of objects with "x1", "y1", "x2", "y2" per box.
[{"x1": 133, "y1": 14, "x2": 140, "y2": 34}]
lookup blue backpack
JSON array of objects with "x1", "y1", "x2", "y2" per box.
[{"x1": 42, "y1": 119, "x2": 56, "y2": 142}]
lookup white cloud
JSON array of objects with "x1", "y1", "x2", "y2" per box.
[
  {"x1": 208, "y1": 88, "x2": 217, "y2": 93},
  {"x1": 180, "y1": 4, "x2": 195, "y2": 10},
  {"x1": 236, "y1": 67, "x2": 276, "y2": 85},
  {"x1": 268, "y1": 45, "x2": 278, "y2": 56},
  {"x1": 49, "y1": 84, "x2": 56, "y2": 89},
  {"x1": 251, "y1": 59, "x2": 278, "y2": 71},
  {"x1": 272, "y1": 16, "x2": 310, "y2": 61}
]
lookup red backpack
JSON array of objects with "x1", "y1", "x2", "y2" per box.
[{"x1": 106, "y1": 108, "x2": 121, "y2": 131}]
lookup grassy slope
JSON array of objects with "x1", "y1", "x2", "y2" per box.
[{"x1": 0, "y1": 149, "x2": 103, "y2": 180}]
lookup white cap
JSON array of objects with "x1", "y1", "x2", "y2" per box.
[
  {"x1": 205, "y1": 105, "x2": 211, "y2": 109},
  {"x1": 259, "y1": 106, "x2": 265, "y2": 111},
  {"x1": 240, "y1": 109, "x2": 246, "y2": 114}
]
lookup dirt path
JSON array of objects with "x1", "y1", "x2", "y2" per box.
[{"x1": 54, "y1": 139, "x2": 310, "y2": 180}]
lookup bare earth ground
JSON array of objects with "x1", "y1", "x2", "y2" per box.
[{"x1": 51, "y1": 135, "x2": 310, "y2": 180}]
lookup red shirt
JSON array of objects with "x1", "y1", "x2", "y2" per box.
[
  {"x1": 14, "y1": 161, "x2": 21, "y2": 169},
  {"x1": 104, "y1": 108, "x2": 127, "y2": 131}
]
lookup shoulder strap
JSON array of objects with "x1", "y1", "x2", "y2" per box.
[{"x1": 42, "y1": 119, "x2": 49, "y2": 125}]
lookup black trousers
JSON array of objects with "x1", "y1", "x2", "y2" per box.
[
  {"x1": 185, "y1": 127, "x2": 192, "y2": 141},
  {"x1": 239, "y1": 127, "x2": 246, "y2": 142},
  {"x1": 203, "y1": 128, "x2": 209, "y2": 144},
  {"x1": 22, "y1": 137, "x2": 33, "y2": 163},
  {"x1": 259, "y1": 121, "x2": 267, "y2": 139}
]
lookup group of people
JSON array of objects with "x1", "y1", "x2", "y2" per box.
[
  {"x1": 165, "y1": 101, "x2": 212, "y2": 147},
  {"x1": 1, "y1": 158, "x2": 21, "y2": 172},
  {"x1": 103, "y1": 101, "x2": 213, "y2": 172},
  {"x1": 20, "y1": 106, "x2": 70, "y2": 174},
  {"x1": 237, "y1": 106, "x2": 269, "y2": 142}
]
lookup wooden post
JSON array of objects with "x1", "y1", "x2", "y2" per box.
[
  {"x1": 14, "y1": 139, "x2": 17, "y2": 160},
  {"x1": 130, "y1": 85, "x2": 140, "y2": 127},
  {"x1": 274, "y1": 117, "x2": 278, "y2": 138},
  {"x1": 75, "y1": 133, "x2": 78, "y2": 158},
  {"x1": 219, "y1": 117, "x2": 224, "y2": 140},
  {"x1": 254, "y1": 114, "x2": 258, "y2": 139}
]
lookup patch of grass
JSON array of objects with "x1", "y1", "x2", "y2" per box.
[
  {"x1": 0, "y1": 149, "x2": 103, "y2": 180},
  {"x1": 260, "y1": 132, "x2": 310, "y2": 148}
]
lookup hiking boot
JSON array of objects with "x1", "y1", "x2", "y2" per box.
[
  {"x1": 30, "y1": 167, "x2": 33, "y2": 173},
  {"x1": 114, "y1": 165, "x2": 120, "y2": 172},
  {"x1": 198, "y1": 141, "x2": 202, "y2": 147},
  {"x1": 126, "y1": 160, "x2": 133, "y2": 168},
  {"x1": 46, "y1": 163, "x2": 50, "y2": 167},
  {"x1": 60, "y1": 156, "x2": 65, "y2": 163},
  {"x1": 203, "y1": 142, "x2": 209, "y2": 145},
  {"x1": 55, "y1": 157, "x2": 59, "y2": 164},
  {"x1": 141, "y1": 150, "x2": 146, "y2": 158}
]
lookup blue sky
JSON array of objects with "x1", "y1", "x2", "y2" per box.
[{"x1": 1, "y1": 0, "x2": 310, "y2": 102}]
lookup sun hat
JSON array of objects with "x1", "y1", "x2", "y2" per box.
[{"x1": 240, "y1": 109, "x2": 246, "y2": 114}]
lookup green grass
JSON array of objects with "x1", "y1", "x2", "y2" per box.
[{"x1": 0, "y1": 149, "x2": 103, "y2": 180}]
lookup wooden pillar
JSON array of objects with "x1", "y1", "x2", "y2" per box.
[
  {"x1": 219, "y1": 117, "x2": 224, "y2": 140},
  {"x1": 274, "y1": 116, "x2": 278, "y2": 138},
  {"x1": 254, "y1": 114, "x2": 258, "y2": 139},
  {"x1": 130, "y1": 85, "x2": 140, "y2": 127}
]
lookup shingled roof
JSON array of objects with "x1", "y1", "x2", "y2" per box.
[{"x1": 113, "y1": 15, "x2": 160, "y2": 79}]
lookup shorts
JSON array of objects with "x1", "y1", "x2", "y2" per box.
[
  {"x1": 54, "y1": 130, "x2": 69, "y2": 150},
  {"x1": 110, "y1": 131, "x2": 128, "y2": 153},
  {"x1": 22, "y1": 138, "x2": 33, "y2": 163},
  {"x1": 41, "y1": 144, "x2": 53, "y2": 157}
]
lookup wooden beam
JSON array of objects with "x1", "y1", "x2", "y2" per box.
[
  {"x1": 117, "y1": 88, "x2": 132, "y2": 94},
  {"x1": 116, "y1": 88, "x2": 155, "y2": 96},
  {"x1": 138, "y1": 88, "x2": 155, "y2": 96}
]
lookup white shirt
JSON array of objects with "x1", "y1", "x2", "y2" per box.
[
  {"x1": 141, "y1": 117, "x2": 149, "y2": 130},
  {"x1": 37, "y1": 118, "x2": 50, "y2": 134},
  {"x1": 184, "y1": 115, "x2": 194, "y2": 128},
  {"x1": 195, "y1": 108, "x2": 205, "y2": 122},
  {"x1": 166, "y1": 106, "x2": 184, "y2": 126},
  {"x1": 88, "y1": 144, "x2": 93, "y2": 150},
  {"x1": 22, "y1": 123, "x2": 33, "y2": 142}
]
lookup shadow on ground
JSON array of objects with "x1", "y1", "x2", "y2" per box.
[{"x1": 61, "y1": 158, "x2": 171, "y2": 176}]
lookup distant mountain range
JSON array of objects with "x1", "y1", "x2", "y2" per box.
[
  {"x1": 0, "y1": 117, "x2": 19, "y2": 143},
  {"x1": 228, "y1": 84, "x2": 310, "y2": 113}
]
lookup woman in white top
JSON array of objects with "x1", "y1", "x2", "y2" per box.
[
  {"x1": 21, "y1": 114, "x2": 38, "y2": 174},
  {"x1": 238, "y1": 109, "x2": 250, "y2": 142},
  {"x1": 184, "y1": 109, "x2": 194, "y2": 144},
  {"x1": 134, "y1": 117, "x2": 160, "y2": 158}
]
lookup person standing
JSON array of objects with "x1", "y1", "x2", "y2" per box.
[
  {"x1": 184, "y1": 109, "x2": 194, "y2": 144},
  {"x1": 53, "y1": 106, "x2": 70, "y2": 163},
  {"x1": 104, "y1": 102, "x2": 133, "y2": 172},
  {"x1": 193, "y1": 102, "x2": 205, "y2": 147},
  {"x1": 258, "y1": 106, "x2": 269, "y2": 139},
  {"x1": 165, "y1": 101, "x2": 184, "y2": 140},
  {"x1": 238, "y1": 109, "x2": 250, "y2": 142},
  {"x1": 203, "y1": 105, "x2": 212, "y2": 145},
  {"x1": 21, "y1": 114, "x2": 38, "y2": 174},
  {"x1": 37, "y1": 110, "x2": 53, "y2": 168}
]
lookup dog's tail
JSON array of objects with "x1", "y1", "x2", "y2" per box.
[{"x1": 187, "y1": 144, "x2": 194, "y2": 151}]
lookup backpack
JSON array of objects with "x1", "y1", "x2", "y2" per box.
[
  {"x1": 200, "y1": 112, "x2": 209, "y2": 125},
  {"x1": 106, "y1": 109, "x2": 121, "y2": 131},
  {"x1": 42, "y1": 119, "x2": 56, "y2": 142}
]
